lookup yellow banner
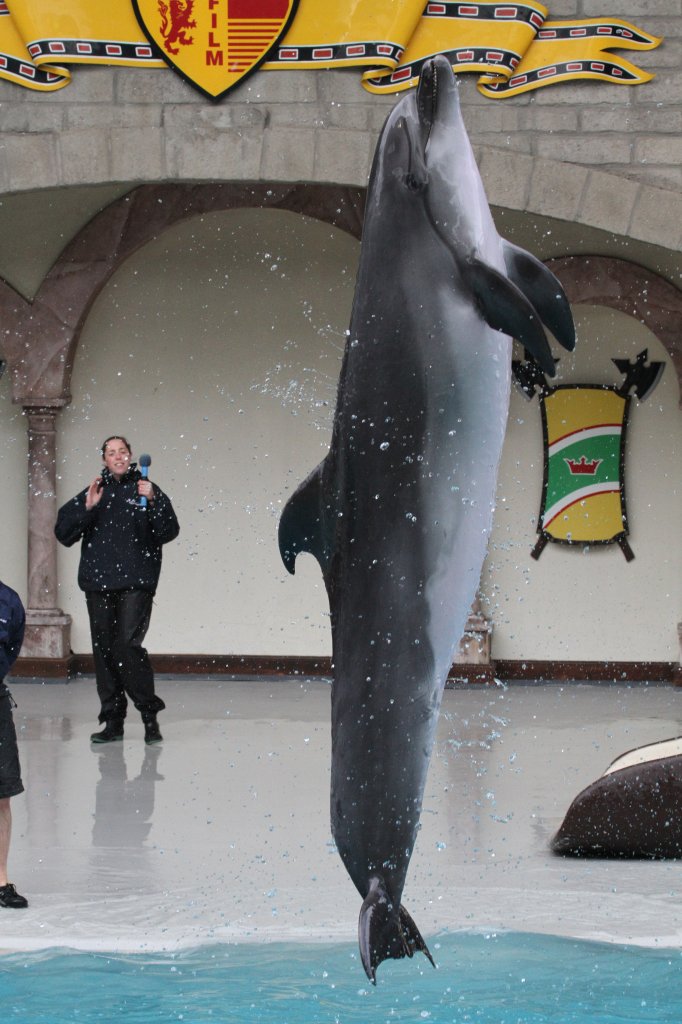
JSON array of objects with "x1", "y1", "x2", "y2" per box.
[
  {"x1": 0, "y1": 0, "x2": 661, "y2": 98},
  {"x1": 540, "y1": 387, "x2": 628, "y2": 545}
]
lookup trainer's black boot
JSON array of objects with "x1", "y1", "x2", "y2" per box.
[
  {"x1": 90, "y1": 718, "x2": 124, "y2": 744},
  {"x1": 0, "y1": 883, "x2": 28, "y2": 908},
  {"x1": 143, "y1": 715, "x2": 163, "y2": 745}
]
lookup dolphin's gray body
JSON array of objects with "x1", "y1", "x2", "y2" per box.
[{"x1": 279, "y1": 56, "x2": 575, "y2": 982}]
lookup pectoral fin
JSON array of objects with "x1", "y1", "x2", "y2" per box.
[
  {"x1": 503, "y1": 241, "x2": 576, "y2": 352},
  {"x1": 467, "y1": 258, "x2": 556, "y2": 376},
  {"x1": 278, "y1": 462, "x2": 333, "y2": 576}
]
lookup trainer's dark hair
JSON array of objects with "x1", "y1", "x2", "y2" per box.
[{"x1": 101, "y1": 435, "x2": 132, "y2": 457}]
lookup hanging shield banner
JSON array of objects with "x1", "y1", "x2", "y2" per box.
[
  {"x1": 512, "y1": 349, "x2": 665, "y2": 562},
  {"x1": 132, "y1": 0, "x2": 298, "y2": 99},
  {"x1": 535, "y1": 384, "x2": 632, "y2": 557}
]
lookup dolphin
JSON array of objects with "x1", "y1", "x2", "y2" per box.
[
  {"x1": 279, "y1": 55, "x2": 575, "y2": 982},
  {"x1": 551, "y1": 737, "x2": 682, "y2": 858}
]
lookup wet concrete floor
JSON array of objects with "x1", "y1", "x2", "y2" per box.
[{"x1": 1, "y1": 677, "x2": 680, "y2": 953}]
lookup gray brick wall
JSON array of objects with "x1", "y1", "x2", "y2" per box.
[{"x1": 0, "y1": 5, "x2": 679, "y2": 203}]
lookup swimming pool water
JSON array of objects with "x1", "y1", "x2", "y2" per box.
[{"x1": 2, "y1": 932, "x2": 681, "y2": 1024}]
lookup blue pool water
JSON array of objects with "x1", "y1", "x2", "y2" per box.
[{"x1": 2, "y1": 932, "x2": 681, "y2": 1024}]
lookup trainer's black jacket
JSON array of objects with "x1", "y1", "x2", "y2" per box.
[
  {"x1": 0, "y1": 580, "x2": 25, "y2": 681},
  {"x1": 55, "y1": 465, "x2": 180, "y2": 593}
]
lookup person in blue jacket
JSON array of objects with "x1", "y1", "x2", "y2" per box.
[
  {"x1": 55, "y1": 436, "x2": 179, "y2": 746},
  {"x1": 0, "y1": 579, "x2": 28, "y2": 908}
]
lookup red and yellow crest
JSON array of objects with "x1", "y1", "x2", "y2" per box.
[{"x1": 133, "y1": 0, "x2": 298, "y2": 99}]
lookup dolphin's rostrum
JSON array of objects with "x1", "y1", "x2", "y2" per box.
[{"x1": 279, "y1": 56, "x2": 575, "y2": 982}]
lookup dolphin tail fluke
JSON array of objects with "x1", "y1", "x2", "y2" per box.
[
  {"x1": 467, "y1": 258, "x2": 556, "y2": 376},
  {"x1": 278, "y1": 461, "x2": 332, "y2": 576},
  {"x1": 502, "y1": 241, "x2": 576, "y2": 353},
  {"x1": 399, "y1": 903, "x2": 436, "y2": 967},
  {"x1": 358, "y1": 879, "x2": 436, "y2": 984}
]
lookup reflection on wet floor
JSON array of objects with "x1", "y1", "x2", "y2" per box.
[
  {"x1": 2, "y1": 677, "x2": 681, "y2": 953},
  {"x1": 92, "y1": 743, "x2": 163, "y2": 849}
]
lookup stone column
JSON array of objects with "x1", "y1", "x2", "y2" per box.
[
  {"x1": 18, "y1": 403, "x2": 72, "y2": 675},
  {"x1": 453, "y1": 594, "x2": 493, "y2": 666}
]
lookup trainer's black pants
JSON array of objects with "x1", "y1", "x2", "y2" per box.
[
  {"x1": 0, "y1": 685, "x2": 24, "y2": 799},
  {"x1": 85, "y1": 590, "x2": 165, "y2": 724}
]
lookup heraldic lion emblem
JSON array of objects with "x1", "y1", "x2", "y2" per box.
[{"x1": 158, "y1": 0, "x2": 196, "y2": 55}]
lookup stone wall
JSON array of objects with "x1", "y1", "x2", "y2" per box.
[
  {"x1": 0, "y1": 0, "x2": 679, "y2": 198},
  {"x1": 466, "y1": 0, "x2": 682, "y2": 193}
]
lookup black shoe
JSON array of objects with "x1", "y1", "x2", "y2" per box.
[
  {"x1": 0, "y1": 883, "x2": 28, "y2": 909},
  {"x1": 90, "y1": 719, "x2": 124, "y2": 744},
  {"x1": 144, "y1": 719, "x2": 163, "y2": 745},
  {"x1": 141, "y1": 720, "x2": 161, "y2": 745}
]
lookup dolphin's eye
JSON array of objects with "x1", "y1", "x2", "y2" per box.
[{"x1": 405, "y1": 173, "x2": 427, "y2": 194}]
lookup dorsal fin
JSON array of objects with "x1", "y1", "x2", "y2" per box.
[
  {"x1": 278, "y1": 461, "x2": 334, "y2": 577},
  {"x1": 502, "y1": 241, "x2": 576, "y2": 352},
  {"x1": 465, "y1": 257, "x2": 556, "y2": 376}
]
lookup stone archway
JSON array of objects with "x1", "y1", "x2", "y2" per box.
[
  {"x1": 549, "y1": 254, "x2": 682, "y2": 672},
  {"x1": 548, "y1": 255, "x2": 682, "y2": 405},
  {"x1": 0, "y1": 183, "x2": 364, "y2": 671},
  {"x1": 2, "y1": 185, "x2": 681, "y2": 672},
  {"x1": 0, "y1": 183, "x2": 365, "y2": 407}
]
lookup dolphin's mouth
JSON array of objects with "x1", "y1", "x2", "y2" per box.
[
  {"x1": 402, "y1": 59, "x2": 441, "y2": 193},
  {"x1": 399, "y1": 114, "x2": 428, "y2": 193},
  {"x1": 402, "y1": 57, "x2": 453, "y2": 193},
  {"x1": 416, "y1": 58, "x2": 439, "y2": 146}
]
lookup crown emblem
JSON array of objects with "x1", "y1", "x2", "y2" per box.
[{"x1": 564, "y1": 456, "x2": 602, "y2": 475}]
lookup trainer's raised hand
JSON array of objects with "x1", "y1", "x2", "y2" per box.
[{"x1": 85, "y1": 476, "x2": 104, "y2": 511}]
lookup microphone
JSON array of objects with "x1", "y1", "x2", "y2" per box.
[{"x1": 138, "y1": 453, "x2": 152, "y2": 508}]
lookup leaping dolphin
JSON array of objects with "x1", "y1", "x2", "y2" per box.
[{"x1": 279, "y1": 55, "x2": 575, "y2": 982}]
